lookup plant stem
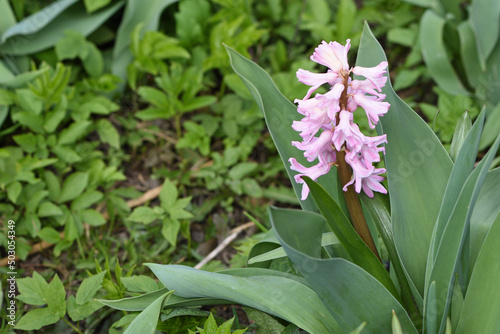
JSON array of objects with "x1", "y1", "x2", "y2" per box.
[
  {"x1": 63, "y1": 317, "x2": 83, "y2": 334},
  {"x1": 337, "y1": 72, "x2": 381, "y2": 260}
]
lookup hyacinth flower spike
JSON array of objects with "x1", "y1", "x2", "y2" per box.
[{"x1": 289, "y1": 40, "x2": 390, "y2": 258}]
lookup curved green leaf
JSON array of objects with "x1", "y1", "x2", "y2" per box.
[
  {"x1": 270, "y1": 206, "x2": 418, "y2": 333},
  {"x1": 0, "y1": 1, "x2": 123, "y2": 55},
  {"x1": 457, "y1": 21, "x2": 482, "y2": 89},
  {"x1": 470, "y1": 0, "x2": 500, "y2": 69},
  {"x1": 304, "y1": 177, "x2": 400, "y2": 300},
  {"x1": 226, "y1": 45, "x2": 344, "y2": 213},
  {"x1": 356, "y1": 21, "x2": 453, "y2": 295},
  {"x1": 456, "y1": 213, "x2": 500, "y2": 333},
  {"x1": 146, "y1": 264, "x2": 341, "y2": 333},
  {"x1": 123, "y1": 291, "x2": 172, "y2": 334},
  {"x1": 419, "y1": 10, "x2": 469, "y2": 96},
  {"x1": 424, "y1": 133, "x2": 500, "y2": 333},
  {"x1": 470, "y1": 167, "x2": 500, "y2": 270}
]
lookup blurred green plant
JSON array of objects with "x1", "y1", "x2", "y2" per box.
[{"x1": 410, "y1": 0, "x2": 500, "y2": 150}]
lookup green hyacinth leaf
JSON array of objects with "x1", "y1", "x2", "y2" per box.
[
  {"x1": 146, "y1": 264, "x2": 341, "y2": 333},
  {"x1": 270, "y1": 206, "x2": 418, "y2": 333},
  {"x1": 456, "y1": 213, "x2": 500, "y2": 333},
  {"x1": 424, "y1": 132, "x2": 500, "y2": 333},
  {"x1": 0, "y1": 1, "x2": 123, "y2": 55},
  {"x1": 356, "y1": 21, "x2": 453, "y2": 296},
  {"x1": 419, "y1": 10, "x2": 469, "y2": 96},
  {"x1": 470, "y1": 0, "x2": 500, "y2": 70},
  {"x1": 303, "y1": 177, "x2": 400, "y2": 300}
]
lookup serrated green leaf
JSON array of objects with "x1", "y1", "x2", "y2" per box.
[
  {"x1": 76, "y1": 271, "x2": 107, "y2": 305},
  {"x1": 46, "y1": 274, "x2": 66, "y2": 317},
  {"x1": 13, "y1": 308, "x2": 60, "y2": 330},
  {"x1": 128, "y1": 206, "x2": 159, "y2": 224},
  {"x1": 13, "y1": 133, "x2": 37, "y2": 153},
  {"x1": 16, "y1": 272, "x2": 48, "y2": 305},
  {"x1": 67, "y1": 295, "x2": 104, "y2": 322},
  {"x1": 244, "y1": 307, "x2": 284, "y2": 334}
]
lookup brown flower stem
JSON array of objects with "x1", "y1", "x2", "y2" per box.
[
  {"x1": 336, "y1": 72, "x2": 381, "y2": 260},
  {"x1": 336, "y1": 150, "x2": 381, "y2": 260}
]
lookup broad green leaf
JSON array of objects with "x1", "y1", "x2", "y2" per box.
[
  {"x1": 124, "y1": 291, "x2": 173, "y2": 334},
  {"x1": 427, "y1": 108, "x2": 485, "y2": 269},
  {"x1": 59, "y1": 172, "x2": 89, "y2": 203},
  {"x1": 76, "y1": 271, "x2": 107, "y2": 305},
  {"x1": 456, "y1": 213, "x2": 500, "y2": 333},
  {"x1": 457, "y1": 21, "x2": 482, "y2": 88},
  {"x1": 6, "y1": 181, "x2": 21, "y2": 204},
  {"x1": 16, "y1": 271, "x2": 48, "y2": 305},
  {"x1": 419, "y1": 10, "x2": 469, "y2": 96},
  {"x1": 0, "y1": 1, "x2": 123, "y2": 55},
  {"x1": 46, "y1": 274, "x2": 66, "y2": 317},
  {"x1": 38, "y1": 202, "x2": 63, "y2": 217},
  {"x1": 71, "y1": 190, "x2": 103, "y2": 211},
  {"x1": 248, "y1": 232, "x2": 340, "y2": 264},
  {"x1": 121, "y1": 275, "x2": 158, "y2": 293},
  {"x1": 0, "y1": 0, "x2": 78, "y2": 42},
  {"x1": 357, "y1": 22, "x2": 453, "y2": 294},
  {"x1": 469, "y1": 167, "x2": 500, "y2": 270},
  {"x1": 0, "y1": 0, "x2": 16, "y2": 36},
  {"x1": 38, "y1": 227, "x2": 62, "y2": 243},
  {"x1": 361, "y1": 193, "x2": 423, "y2": 320},
  {"x1": 58, "y1": 121, "x2": 91, "y2": 145},
  {"x1": 147, "y1": 264, "x2": 341, "y2": 333},
  {"x1": 304, "y1": 178, "x2": 400, "y2": 300},
  {"x1": 270, "y1": 206, "x2": 417, "y2": 333},
  {"x1": 81, "y1": 209, "x2": 106, "y2": 226},
  {"x1": 449, "y1": 111, "x2": 472, "y2": 162},
  {"x1": 479, "y1": 102, "x2": 500, "y2": 150},
  {"x1": 159, "y1": 178, "x2": 178, "y2": 208},
  {"x1": 13, "y1": 308, "x2": 60, "y2": 330},
  {"x1": 128, "y1": 206, "x2": 159, "y2": 224},
  {"x1": 470, "y1": 0, "x2": 500, "y2": 69},
  {"x1": 111, "y1": 0, "x2": 179, "y2": 85},
  {"x1": 97, "y1": 119, "x2": 120, "y2": 149},
  {"x1": 424, "y1": 133, "x2": 500, "y2": 333},
  {"x1": 226, "y1": 45, "x2": 343, "y2": 213},
  {"x1": 67, "y1": 295, "x2": 104, "y2": 322}
]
